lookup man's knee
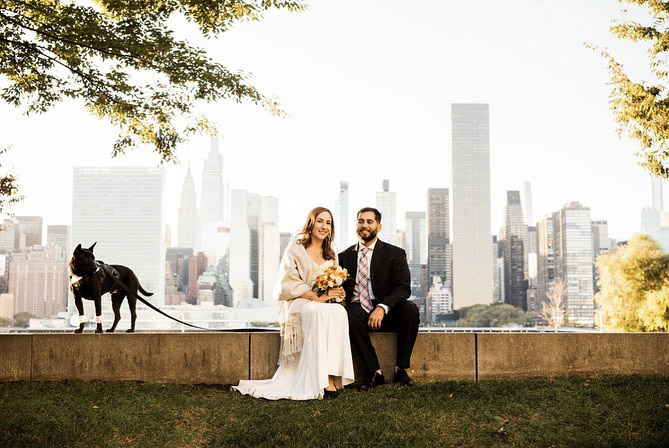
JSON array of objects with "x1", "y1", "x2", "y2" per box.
[{"x1": 396, "y1": 301, "x2": 420, "y2": 324}]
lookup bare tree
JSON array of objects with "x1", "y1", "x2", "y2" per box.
[{"x1": 541, "y1": 278, "x2": 567, "y2": 332}]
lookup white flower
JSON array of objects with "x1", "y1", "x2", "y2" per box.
[
  {"x1": 335, "y1": 277, "x2": 343, "y2": 286},
  {"x1": 328, "y1": 281, "x2": 334, "y2": 288}
]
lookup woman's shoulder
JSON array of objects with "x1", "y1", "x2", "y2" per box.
[{"x1": 284, "y1": 233, "x2": 307, "y2": 256}]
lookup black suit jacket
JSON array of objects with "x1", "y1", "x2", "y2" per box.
[{"x1": 339, "y1": 239, "x2": 411, "y2": 311}]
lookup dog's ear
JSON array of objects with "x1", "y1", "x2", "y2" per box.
[
  {"x1": 88, "y1": 242, "x2": 97, "y2": 252},
  {"x1": 75, "y1": 243, "x2": 82, "y2": 252}
]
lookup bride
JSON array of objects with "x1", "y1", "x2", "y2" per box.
[{"x1": 233, "y1": 206, "x2": 355, "y2": 399}]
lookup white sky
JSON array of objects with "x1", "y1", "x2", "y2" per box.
[{"x1": 0, "y1": 0, "x2": 662, "y2": 242}]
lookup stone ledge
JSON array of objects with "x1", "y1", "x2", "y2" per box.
[
  {"x1": 0, "y1": 334, "x2": 31, "y2": 382},
  {"x1": 1, "y1": 333, "x2": 667, "y2": 384},
  {"x1": 29, "y1": 333, "x2": 248, "y2": 384},
  {"x1": 477, "y1": 333, "x2": 669, "y2": 379}
]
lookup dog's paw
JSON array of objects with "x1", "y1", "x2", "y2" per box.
[
  {"x1": 105, "y1": 328, "x2": 115, "y2": 333},
  {"x1": 125, "y1": 329, "x2": 135, "y2": 333}
]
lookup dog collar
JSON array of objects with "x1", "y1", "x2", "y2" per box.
[{"x1": 70, "y1": 274, "x2": 83, "y2": 286}]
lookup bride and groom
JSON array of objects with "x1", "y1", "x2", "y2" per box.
[{"x1": 233, "y1": 206, "x2": 420, "y2": 400}]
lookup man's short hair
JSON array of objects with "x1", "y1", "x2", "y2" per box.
[{"x1": 357, "y1": 207, "x2": 382, "y2": 223}]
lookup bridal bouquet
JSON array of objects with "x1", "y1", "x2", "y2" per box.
[{"x1": 314, "y1": 265, "x2": 349, "y2": 306}]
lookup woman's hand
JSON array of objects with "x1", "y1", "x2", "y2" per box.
[{"x1": 315, "y1": 287, "x2": 345, "y2": 303}]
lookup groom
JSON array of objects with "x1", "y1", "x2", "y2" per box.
[{"x1": 339, "y1": 207, "x2": 420, "y2": 390}]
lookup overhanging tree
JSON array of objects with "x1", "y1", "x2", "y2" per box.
[
  {"x1": 0, "y1": 146, "x2": 22, "y2": 216},
  {"x1": 595, "y1": 0, "x2": 669, "y2": 178},
  {"x1": 0, "y1": 0, "x2": 306, "y2": 163}
]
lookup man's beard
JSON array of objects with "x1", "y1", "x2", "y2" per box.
[{"x1": 358, "y1": 228, "x2": 378, "y2": 243}]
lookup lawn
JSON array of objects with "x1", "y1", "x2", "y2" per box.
[{"x1": 1, "y1": 376, "x2": 668, "y2": 447}]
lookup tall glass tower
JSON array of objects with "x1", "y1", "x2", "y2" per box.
[
  {"x1": 200, "y1": 137, "x2": 224, "y2": 264},
  {"x1": 178, "y1": 162, "x2": 199, "y2": 251},
  {"x1": 376, "y1": 179, "x2": 397, "y2": 246},
  {"x1": 334, "y1": 181, "x2": 350, "y2": 249},
  {"x1": 405, "y1": 211, "x2": 427, "y2": 298},
  {"x1": 451, "y1": 104, "x2": 493, "y2": 308},
  {"x1": 71, "y1": 167, "x2": 166, "y2": 313},
  {"x1": 554, "y1": 202, "x2": 594, "y2": 327},
  {"x1": 502, "y1": 190, "x2": 527, "y2": 310},
  {"x1": 427, "y1": 188, "x2": 451, "y2": 288}
]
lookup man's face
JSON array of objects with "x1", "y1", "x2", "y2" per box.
[{"x1": 356, "y1": 211, "x2": 382, "y2": 243}]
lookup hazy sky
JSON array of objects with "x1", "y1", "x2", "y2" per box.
[{"x1": 0, "y1": 0, "x2": 661, "y2": 242}]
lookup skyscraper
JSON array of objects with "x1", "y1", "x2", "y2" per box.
[
  {"x1": 535, "y1": 214, "x2": 555, "y2": 324},
  {"x1": 334, "y1": 181, "x2": 350, "y2": 249},
  {"x1": 405, "y1": 211, "x2": 427, "y2": 298},
  {"x1": 246, "y1": 192, "x2": 261, "y2": 299},
  {"x1": 229, "y1": 189, "x2": 254, "y2": 305},
  {"x1": 178, "y1": 162, "x2": 200, "y2": 251},
  {"x1": 187, "y1": 252, "x2": 208, "y2": 301},
  {"x1": 651, "y1": 176, "x2": 663, "y2": 211},
  {"x1": 527, "y1": 225, "x2": 537, "y2": 284},
  {"x1": 376, "y1": 179, "x2": 397, "y2": 245},
  {"x1": 229, "y1": 190, "x2": 279, "y2": 304},
  {"x1": 15, "y1": 216, "x2": 43, "y2": 250},
  {"x1": 523, "y1": 181, "x2": 534, "y2": 226},
  {"x1": 553, "y1": 202, "x2": 595, "y2": 327},
  {"x1": 46, "y1": 225, "x2": 70, "y2": 261},
  {"x1": 427, "y1": 188, "x2": 451, "y2": 288},
  {"x1": 71, "y1": 167, "x2": 166, "y2": 314},
  {"x1": 640, "y1": 207, "x2": 669, "y2": 250},
  {"x1": 451, "y1": 103, "x2": 493, "y2": 308},
  {"x1": 591, "y1": 220, "x2": 610, "y2": 294},
  {"x1": 259, "y1": 196, "x2": 280, "y2": 304},
  {"x1": 10, "y1": 245, "x2": 69, "y2": 318},
  {"x1": 0, "y1": 218, "x2": 17, "y2": 253},
  {"x1": 200, "y1": 137, "x2": 225, "y2": 264},
  {"x1": 427, "y1": 276, "x2": 453, "y2": 321},
  {"x1": 501, "y1": 191, "x2": 528, "y2": 310}
]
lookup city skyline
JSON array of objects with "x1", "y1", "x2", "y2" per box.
[{"x1": 0, "y1": 0, "x2": 663, "y2": 244}]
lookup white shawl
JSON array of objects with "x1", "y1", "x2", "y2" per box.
[{"x1": 274, "y1": 233, "x2": 338, "y2": 365}]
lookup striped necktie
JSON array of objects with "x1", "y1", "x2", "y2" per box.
[{"x1": 355, "y1": 247, "x2": 374, "y2": 313}]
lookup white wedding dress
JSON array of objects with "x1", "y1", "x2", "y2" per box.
[{"x1": 233, "y1": 260, "x2": 355, "y2": 400}]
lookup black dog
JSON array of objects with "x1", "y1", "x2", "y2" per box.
[{"x1": 69, "y1": 242, "x2": 153, "y2": 333}]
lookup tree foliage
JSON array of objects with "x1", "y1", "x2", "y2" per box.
[
  {"x1": 0, "y1": 146, "x2": 22, "y2": 216},
  {"x1": 0, "y1": 0, "x2": 306, "y2": 162},
  {"x1": 595, "y1": 233, "x2": 669, "y2": 332},
  {"x1": 13, "y1": 311, "x2": 33, "y2": 327},
  {"x1": 594, "y1": 0, "x2": 669, "y2": 177},
  {"x1": 456, "y1": 303, "x2": 528, "y2": 328}
]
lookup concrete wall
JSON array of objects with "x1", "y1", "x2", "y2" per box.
[
  {"x1": 1, "y1": 333, "x2": 667, "y2": 385},
  {"x1": 477, "y1": 333, "x2": 669, "y2": 379}
]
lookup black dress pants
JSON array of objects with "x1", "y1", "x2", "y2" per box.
[{"x1": 346, "y1": 300, "x2": 420, "y2": 378}]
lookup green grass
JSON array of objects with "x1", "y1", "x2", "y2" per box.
[{"x1": 1, "y1": 376, "x2": 668, "y2": 447}]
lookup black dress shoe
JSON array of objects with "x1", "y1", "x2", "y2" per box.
[
  {"x1": 359, "y1": 372, "x2": 386, "y2": 391},
  {"x1": 323, "y1": 388, "x2": 340, "y2": 399},
  {"x1": 393, "y1": 368, "x2": 415, "y2": 387}
]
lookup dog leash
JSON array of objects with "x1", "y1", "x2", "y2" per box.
[{"x1": 97, "y1": 263, "x2": 231, "y2": 332}]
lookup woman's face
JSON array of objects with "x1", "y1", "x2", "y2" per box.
[{"x1": 311, "y1": 211, "x2": 332, "y2": 241}]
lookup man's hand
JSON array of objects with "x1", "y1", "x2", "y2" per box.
[{"x1": 368, "y1": 307, "x2": 385, "y2": 330}]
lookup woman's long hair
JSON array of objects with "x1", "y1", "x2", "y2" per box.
[{"x1": 299, "y1": 206, "x2": 335, "y2": 260}]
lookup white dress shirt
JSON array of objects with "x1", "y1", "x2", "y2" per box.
[{"x1": 352, "y1": 238, "x2": 389, "y2": 314}]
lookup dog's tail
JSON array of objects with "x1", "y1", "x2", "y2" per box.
[{"x1": 138, "y1": 282, "x2": 153, "y2": 297}]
